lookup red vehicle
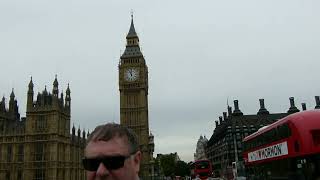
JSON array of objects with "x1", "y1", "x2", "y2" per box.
[
  {"x1": 243, "y1": 110, "x2": 320, "y2": 180},
  {"x1": 190, "y1": 159, "x2": 213, "y2": 180}
]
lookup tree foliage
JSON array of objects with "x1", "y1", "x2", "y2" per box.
[
  {"x1": 175, "y1": 160, "x2": 190, "y2": 177},
  {"x1": 158, "y1": 154, "x2": 191, "y2": 177},
  {"x1": 159, "y1": 154, "x2": 176, "y2": 176}
]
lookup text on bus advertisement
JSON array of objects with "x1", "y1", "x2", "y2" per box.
[{"x1": 248, "y1": 141, "x2": 288, "y2": 162}]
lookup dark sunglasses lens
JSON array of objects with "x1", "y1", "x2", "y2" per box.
[
  {"x1": 103, "y1": 156, "x2": 126, "y2": 170},
  {"x1": 82, "y1": 159, "x2": 100, "y2": 171}
]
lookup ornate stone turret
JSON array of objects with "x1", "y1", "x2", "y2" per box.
[
  {"x1": 194, "y1": 135, "x2": 208, "y2": 161},
  {"x1": 53, "y1": 75, "x2": 59, "y2": 97},
  {"x1": 82, "y1": 129, "x2": 86, "y2": 140},
  {"x1": 43, "y1": 86, "x2": 48, "y2": 95},
  {"x1": 72, "y1": 124, "x2": 75, "y2": 139},
  {"x1": 87, "y1": 130, "x2": 90, "y2": 138},
  {"x1": 77, "y1": 127, "x2": 81, "y2": 136},
  {"x1": 36, "y1": 92, "x2": 40, "y2": 104},
  {"x1": 77, "y1": 127, "x2": 81, "y2": 145},
  {"x1": 257, "y1": 99, "x2": 269, "y2": 115},
  {"x1": 60, "y1": 92, "x2": 64, "y2": 107},
  {"x1": 9, "y1": 88, "x2": 15, "y2": 112},
  {"x1": 28, "y1": 76, "x2": 68, "y2": 111},
  {"x1": 148, "y1": 132, "x2": 154, "y2": 155},
  {"x1": 41, "y1": 86, "x2": 49, "y2": 106},
  {"x1": 27, "y1": 77, "x2": 34, "y2": 111},
  {"x1": 232, "y1": 100, "x2": 243, "y2": 116},
  {"x1": 8, "y1": 89, "x2": 19, "y2": 120},
  {"x1": 287, "y1": 97, "x2": 300, "y2": 114},
  {"x1": 219, "y1": 116, "x2": 223, "y2": 124},
  {"x1": 65, "y1": 84, "x2": 71, "y2": 110},
  {"x1": 0, "y1": 96, "x2": 6, "y2": 112}
]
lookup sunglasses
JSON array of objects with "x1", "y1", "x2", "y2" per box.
[{"x1": 82, "y1": 153, "x2": 135, "y2": 171}]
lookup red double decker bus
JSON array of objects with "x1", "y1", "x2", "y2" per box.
[
  {"x1": 190, "y1": 159, "x2": 213, "y2": 180},
  {"x1": 243, "y1": 110, "x2": 320, "y2": 180}
]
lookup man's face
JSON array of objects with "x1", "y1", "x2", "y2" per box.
[{"x1": 84, "y1": 137, "x2": 141, "y2": 180}]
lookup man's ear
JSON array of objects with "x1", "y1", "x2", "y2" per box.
[{"x1": 133, "y1": 151, "x2": 141, "y2": 173}]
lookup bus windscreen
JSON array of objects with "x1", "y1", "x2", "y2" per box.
[{"x1": 196, "y1": 161, "x2": 209, "y2": 169}]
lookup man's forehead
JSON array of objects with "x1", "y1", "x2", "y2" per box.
[
  {"x1": 91, "y1": 132, "x2": 129, "y2": 142},
  {"x1": 85, "y1": 136, "x2": 129, "y2": 156},
  {"x1": 93, "y1": 134, "x2": 130, "y2": 144}
]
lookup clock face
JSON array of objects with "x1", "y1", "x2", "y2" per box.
[{"x1": 124, "y1": 68, "x2": 139, "y2": 81}]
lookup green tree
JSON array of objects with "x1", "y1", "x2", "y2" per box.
[
  {"x1": 175, "y1": 160, "x2": 190, "y2": 177},
  {"x1": 158, "y1": 154, "x2": 176, "y2": 176}
]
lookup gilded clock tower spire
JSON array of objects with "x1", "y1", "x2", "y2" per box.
[{"x1": 118, "y1": 16, "x2": 154, "y2": 178}]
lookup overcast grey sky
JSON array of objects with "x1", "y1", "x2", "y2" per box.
[{"x1": 1, "y1": 0, "x2": 320, "y2": 162}]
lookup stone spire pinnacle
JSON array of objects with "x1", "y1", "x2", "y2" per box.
[
  {"x1": 66, "y1": 83, "x2": 70, "y2": 95},
  {"x1": 44, "y1": 86, "x2": 48, "y2": 94},
  {"x1": 9, "y1": 88, "x2": 17, "y2": 114},
  {"x1": 65, "y1": 83, "x2": 71, "y2": 108},
  {"x1": 28, "y1": 76, "x2": 34, "y2": 90},
  {"x1": 27, "y1": 76, "x2": 34, "y2": 111},
  {"x1": 121, "y1": 15, "x2": 142, "y2": 58},
  {"x1": 10, "y1": 88, "x2": 15, "y2": 99},
  {"x1": 53, "y1": 75, "x2": 58, "y2": 87},
  {"x1": 127, "y1": 14, "x2": 138, "y2": 38},
  {"x1": 0, "y1": 96, "x2": 5, "y2": 112},
  {"x1": 53, "y1": 75, "x2": 59, "y2": 96}
]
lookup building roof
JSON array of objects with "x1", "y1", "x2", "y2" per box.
[
  {"x1": 207, "y1": 112, "x2": 288, "y2": 146},
  {"x1": 127, "y1": 17, "x2": 138, "y2": 38}
]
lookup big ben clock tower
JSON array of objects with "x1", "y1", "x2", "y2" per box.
[{"x1": 118, "y1": 16, "x2": 154, "y2": 177}]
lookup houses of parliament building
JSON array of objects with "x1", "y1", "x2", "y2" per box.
[
  {"x1": 0, "y1": 16, "x2": 155, "y2": 180},
  {"x1": 0, "y1": 77, "x2": 86, "y2": 180}
]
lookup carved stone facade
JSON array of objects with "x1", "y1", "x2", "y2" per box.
[
  {"x1": 194, "y1": 135, "x2": 208, "y2": 161},
  {"x1": 118, "y1": 17, "x2": 155, "y2": 178},
  {"x1": 0, "y1": 77, "x2": 86, "y2": 180}
]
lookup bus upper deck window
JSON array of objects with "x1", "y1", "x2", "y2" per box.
[
  {"x1": 311, "y1": 130, "x2": 320, "y2": 146},
  {"x1": 278, "y1": 124, "x2": 291, "y2": 139},
  {"x1": 294, "y1": 140, "x2": 300, "y2": 152}
]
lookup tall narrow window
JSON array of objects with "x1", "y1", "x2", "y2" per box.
[
  {"x1": 6, "y1": 171, "x2": 10, "y2": 180},
  {"x1": 0, "y1": 122, "x2": 3, "y2": 133},
  {"x1": 18, "y1": 144, "x2": 24, "y2": 162},
  {"x1": 7, "y1": 145, "x2": 12, "y2": 162},
  {"x1": 36, "y1": 116, "x2": 46, "y2": 131},
  {"x1": 34, "y1": 169, "x2": 45, "y2": 180},
  {"x1": 0, "y1": 145, "x2": 2, "y2": 161},
  {"x1": 35, "y1": 143, "x2": 44, "y2": 161},
  {"x1": 17, "y1": 170, "x2": 22, "y2": 180}
]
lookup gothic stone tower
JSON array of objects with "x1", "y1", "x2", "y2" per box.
[
  {"x1": 24, "y1": 76, "x2": 85, "y2": 180},
  {"x1": 0, "y1": 76, "x2": 86, "y2": 180},
  {"x1": 118, "y1": 17, "x2": 155, "y2": 177}
]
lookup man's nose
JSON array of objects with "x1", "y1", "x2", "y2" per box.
[{"x1": 95, "y1": 162, "x2": 109, "y2": 177}]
